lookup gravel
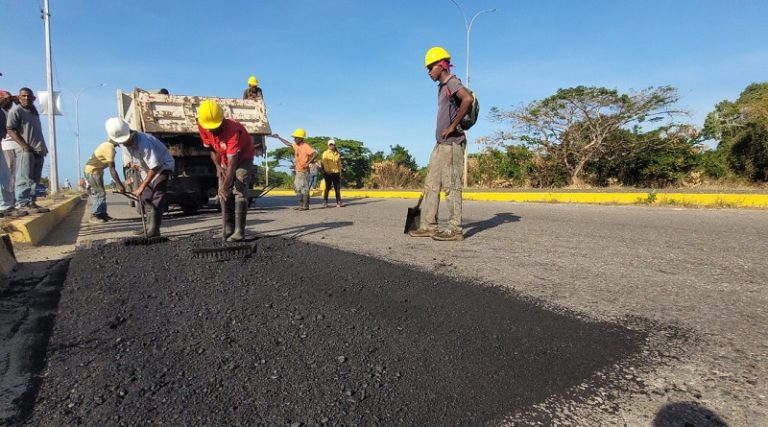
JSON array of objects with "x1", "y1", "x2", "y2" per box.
[{"x1": 27, "y1": 234, "x2": 647, "y2": 426}]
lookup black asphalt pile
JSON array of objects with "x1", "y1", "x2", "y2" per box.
[{"x1": 30, "y1": 235, "x2": 645, "y2": 426}]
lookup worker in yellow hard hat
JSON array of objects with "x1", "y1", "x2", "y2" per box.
[
  {"x1": 269, "y1": 129, "x2": 317, "y2": 210},
  {"x1": 409, "y1": 46, "x2": 473, "y2": 241},
  {"x1": 243, "y1": 75, "x2": 263, "y2": 101},
  {"x1": 196, "y1": 99, "x2": 256, "y2": 241}
]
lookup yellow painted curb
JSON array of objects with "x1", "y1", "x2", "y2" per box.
[
  {"x1": 4, "y1": 195, "x2": 83, "y2": 245},
  {"x1": 267, "y1": 189, "x2": 768, "y2": 208}
]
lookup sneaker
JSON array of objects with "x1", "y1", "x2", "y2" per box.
[
  {"x1": 4, "y1": 208, "x2": 29, "y2": 218},
  {"x1": 336, "y1": 202, "x2": 343, "y2": 208},
  {"x1": 408, "y1": 228, "x2": 437, "y2": 238},
  {"x1": 27, "y1": 203, "x2": 50, "y2": 213},
  {"x1": 322, "y1": 202, "x2": 328, "y2": 208},
  {"x1": 431, "y1": 230, "x2": 464, "y2": 241},
  {"x1": 89, "y1": 215, "x2": 107, "y2": 224}
]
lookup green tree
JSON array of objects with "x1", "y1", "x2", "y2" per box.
[
  {"x1": 490, "y1": 86, "x2": 683, "y2": 185},
  {"x1": 385, "y1": 144, "x2": 419, "y2": 171},
  {"x1": 702, "y1": 82, "x2": 768, "y2": 181}
]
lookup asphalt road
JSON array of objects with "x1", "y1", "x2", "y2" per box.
[{"x1": 5, "y1": 192, "x2": 767, "y2": 425}]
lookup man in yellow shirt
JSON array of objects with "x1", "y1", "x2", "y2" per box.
[
  {"x1": 84, "y1": 141, "x2": 126, "y2": 223},
  {"x1": 320, "y1": 139, "x2": 343, "y2": 208}
]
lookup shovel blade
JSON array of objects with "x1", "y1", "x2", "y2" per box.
[{"x1": 404, "y1": 207, "x2": 421, "y2": 234}]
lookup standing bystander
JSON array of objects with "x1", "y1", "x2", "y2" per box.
[
  {"x1": 320, "y1": 139, "x2": 343, "y2": 208},
  {"x1": 5, "y1": 88, "x2": 50, "y2": 213},
  {"x1": 409, "y1": 47, "x2": 473, "y2": 241},
  {"x1": 269, "y1": 129, "x2": 316, "y2": 210},
  {"x1": 0, "y1": 90, "x2": 27, "y2": 217}
]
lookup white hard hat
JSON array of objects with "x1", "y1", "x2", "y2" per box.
[
  {"x1": 105, "y1": 117, "x2": 131, "y2": 144},
  {"x1": 327, "y1": 139, "x2": 336, "y2": 146}
]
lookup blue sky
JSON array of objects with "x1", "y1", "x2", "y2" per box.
[{"x1": 2, "y1": 0, "x2": 767, "y2": 185}]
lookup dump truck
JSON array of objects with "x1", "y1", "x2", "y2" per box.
[{"x1": 116, "y1": 88, "x2": 270, "y2": 213}]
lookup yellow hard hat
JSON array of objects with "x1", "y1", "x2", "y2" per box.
[
  {"x1": 424, "y1": 46, "x2": 451, "y2": 68},
  {"x1": 197, "y1": 100, "x2": 224, "y2": 130},
  {"x1": 291, "y1": 128, "x2": 307, "y2": 139},
  {"x1": 248, "y1": 76, "x2": 259, "y2": 86}
]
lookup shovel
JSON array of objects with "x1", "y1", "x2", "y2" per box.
[{"x1": 403, "y1": 194, "x2": 424, "y2": 234}]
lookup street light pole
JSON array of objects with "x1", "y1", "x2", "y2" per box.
[
  {"x1": 42, "y1": 0, "x2": 59, "y2": 193},
  {"x1": 449, "y1": 0, "x2": 498, "y2": 187},
  {"x1": 75, "y1": 83, "x2": 105, "y2": 182}
]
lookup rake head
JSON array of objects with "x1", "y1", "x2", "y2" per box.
[
  {"x1": 191, "y1": 243, "x2": 256, "y2": 261},
  {"x1": 123, "y1": 236, "x2": 168, "y2": 246}
]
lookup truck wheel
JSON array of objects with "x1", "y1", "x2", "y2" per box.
[{"x1": 181, "y1": 204, "x2": 199, "y2": 215}]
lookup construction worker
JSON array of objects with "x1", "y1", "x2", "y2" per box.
[
  {"x1": 196, "y1": 100, "x2": 255, "y2": 241},
  {"x1": 409, "y1": 47, "x2": 473, "y2": 241},
  {"x1": 243, "y1": 76, "x2": 267, "y2": 168},
  {"x1": 83, "y1": 140, "x2": 126, "y2": 223},
  {"x1": 269, "y1": 129, "x2": 316, "y2": 210},
  {"x1": 105, "y1": 117, "x2": 175, "y2": 238},
  {"x1": 243, "y1": 76, "x2": 263, "y2": 101}
]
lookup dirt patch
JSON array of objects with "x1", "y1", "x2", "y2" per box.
[{"x1": 30, "y1": 234, "x2": 648, "y2": 426}]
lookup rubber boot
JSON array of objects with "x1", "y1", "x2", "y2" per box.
[
  {"x1": 227, "y1": 200, "x2": 248, "y2": 242},
  {"x1": 146, "y1": 205, "x2": 162, "y2": 237},
  {"x1": 294, "y1": 195, "x2": 303, "y2": 210},
  {"x1": 304, "y1": 194, "x2": 310, "y2": 210},
  {"x1": 222, "y1": 197, "x2": 235, "y2": 240}
]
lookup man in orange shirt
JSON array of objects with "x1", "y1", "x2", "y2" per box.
[
  {"x1": 270, "y1": 129, "x2": 316, "y2": 210},
  {"x1": 197, "y1": 100, "x2": 255, "y2": 241}
]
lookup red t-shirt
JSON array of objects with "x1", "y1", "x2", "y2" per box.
[{"x1": 197, "y1": 119, "x2": 255, "y2": 166}]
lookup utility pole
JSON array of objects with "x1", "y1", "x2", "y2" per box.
[
  {"x1": 42, "y1": 0, "x2": 59, "y2": 193},
  {"x1": 449, "y1": 0, "x2": 498, "y2": 187}
]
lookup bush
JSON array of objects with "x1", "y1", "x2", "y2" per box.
[{"x1": 366, "y1": 160, "x2": 422, "y2": 189}]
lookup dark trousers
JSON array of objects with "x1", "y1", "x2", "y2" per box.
[
  {"x1": 140, "y1": 172, "x2": 170, "y2": 211},
  {"x1": 323, "y1": 173, "x2": 341, "y2": 203}
]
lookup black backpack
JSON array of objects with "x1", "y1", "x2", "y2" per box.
[{"x1": 446, "y1": 80, "x2": 480, "y2": 130}]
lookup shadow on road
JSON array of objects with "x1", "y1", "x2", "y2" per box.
[
  {"x1": 262, "y1": 220, "x2": 355, "y2": 239},
  {"x1": 464, "y1": 212, "x2": 522, "y2": 238},
  {"x1": 653, "y1": 402, "x2": 729, "y2": 427}
]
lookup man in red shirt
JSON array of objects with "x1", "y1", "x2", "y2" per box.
[{"x1": 197, "y1": 100, "x2": 255, "y2": 241}]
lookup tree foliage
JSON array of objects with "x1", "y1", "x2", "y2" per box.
[
  {"x1": 702, "y1": 82, "x2": 768, "y2": 181},
  {"x1": 490, "y1": 86, "x2": 684, "y2": 185}
]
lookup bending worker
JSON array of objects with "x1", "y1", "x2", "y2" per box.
[
  {"x1": 105, "y1": 117, "x2": 175, "y2": 238},
  {"x1": 84, "y1": 140, "x2": 126, "y2": 223},
  {"x1": 197, "y1": 100, "x2": 255, "y2": 241}
]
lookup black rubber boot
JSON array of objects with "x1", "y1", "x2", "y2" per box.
[
  {"x1": 227, "y1": 200, "x2": 248, "y2": 242},
  {"x1": 223, "y1": 197, "x2": 235, "y2": 239},
  {"x1": 146, "y1": 206, "x2": 162, "y2": 238}
]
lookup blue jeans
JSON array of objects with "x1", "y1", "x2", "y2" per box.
[
  {"x1": 307, "y1": 172, "x2": 318, "y2": 190},
  {"x1": 0, "y1": 150, "x2": 13, "y2": 210},
  {"x1": 86, "y1": 171, "x2": 106, "y2": 216},
  {"x1": 15, "y1": 150, "x2": 36, "y2": 207}
]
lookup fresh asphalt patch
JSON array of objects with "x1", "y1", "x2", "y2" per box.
[{"x1": 22, "y1": 235, "x2": 653, "y2": 426}]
